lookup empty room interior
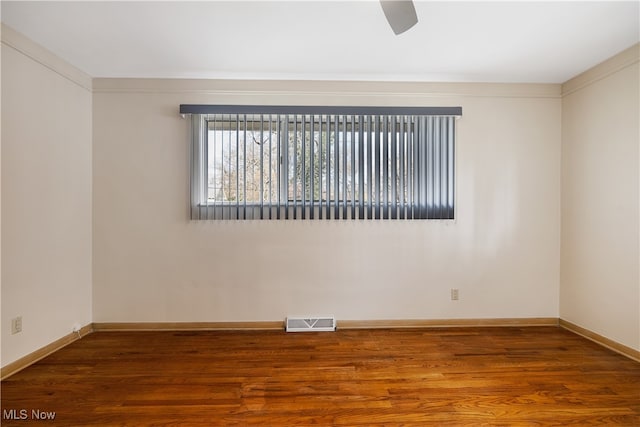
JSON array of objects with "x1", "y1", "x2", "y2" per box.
[{"x1": 1, "y1": 0, "x2": 639, "y2": 425}]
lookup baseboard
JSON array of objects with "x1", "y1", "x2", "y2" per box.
[
  {"x1": 1, "y1": 324, "x2": 93, "y2": 381},
  {"x1": 92, "y1": 321, "x2": 284, "y2": 331},
  {"x1": 93, "y1": 317, "x2": 558, "y2": 332},
  {"x1": 338, "y1": 317, "x2": 559, "y2": 329},
  {"x1": 559, "y1": 319, "x2": 640, "y2": 363}
]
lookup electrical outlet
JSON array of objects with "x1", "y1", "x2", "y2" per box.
[
  {"x1": 11, "y1": 316, "x2": 23, "y2": 334},
  {"x1": 451, "y1": 289, "x2": 459, "y2": 301}
]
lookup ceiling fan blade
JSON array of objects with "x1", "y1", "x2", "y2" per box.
[{"x1": 380, "y1": 0, "x2": 418, "y2": 35}]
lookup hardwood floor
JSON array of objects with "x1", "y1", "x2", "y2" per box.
[{"x1": 1, "y1": 327, "x2": 639, "y2": 426}]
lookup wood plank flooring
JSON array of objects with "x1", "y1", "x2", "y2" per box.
[{"x1": 1, "y1": 327, "x2": 639, "y2": 426}]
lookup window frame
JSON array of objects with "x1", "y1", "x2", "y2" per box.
[{"x1": 184, "y1": 105, "x2": 462, "y2": 221}]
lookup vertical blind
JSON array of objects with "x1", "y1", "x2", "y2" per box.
[{"x1": 182, "y1": 105, "x2": 461, "y2": 220}]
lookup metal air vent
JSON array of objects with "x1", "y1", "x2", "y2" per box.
[{"x1": 285, "y1": 316, "x2": 336, "y2": 332}]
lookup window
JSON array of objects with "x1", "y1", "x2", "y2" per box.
[{"x1": 182, "y1": 105, "x2": 461, "y2": 220}]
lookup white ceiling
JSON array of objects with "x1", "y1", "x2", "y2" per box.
[{"x1": 1, "y1": 1, "x2": 639, "y2": 83}]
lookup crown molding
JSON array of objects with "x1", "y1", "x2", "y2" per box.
[
  {"x1": 93, "y1": 78, "x2": 560, "y2": 99},
  {"x1": 1, "y1": 23, "x2": 92, "y2": 91},
  {"x1": 562, "y1": 43, "x2": 639, "y2": 97}
]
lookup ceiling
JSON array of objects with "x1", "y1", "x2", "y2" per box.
[{"x1": 1, "y1": 1, "x2": 638, "y2": 83}]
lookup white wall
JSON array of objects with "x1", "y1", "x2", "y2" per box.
[
  {"x1": 560, "y1": 44, "x2": 640, "y2": 351},
  {"x1": 1, "y1": 25, "x2": 93, "y2": 367},
  {"x1": 92, "y1": 80, "x2": 561, "y2": 323}
]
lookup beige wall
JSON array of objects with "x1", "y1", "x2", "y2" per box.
[
  {"x1": 92, "y1": 80, "x2": 561, "y2": 323},
  {"x1": 560, "y1": 44, "x2": 640, "y2": 351},
  {"x1": 1, "y1": 26, "x2": 93, "y2": 366}
]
